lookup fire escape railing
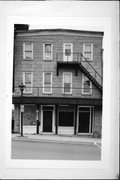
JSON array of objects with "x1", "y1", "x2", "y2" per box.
[
  {"x1": 13, "y1": 86, "x2": 101, "y2": 98},
  {"x1": 57, "y1": 53, "x2": 103, "y2": 90}
]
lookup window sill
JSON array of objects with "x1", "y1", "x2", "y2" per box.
[
  {"x1": 23, "y1": 59, "x2": 33, "y2": 61},
  {"x1": 82, "y1": 93, "x2": 92, "y2": 95},
  {"x1": 62, "y1": 93, "x2": 72, "y2": 95},
  {"x1": 23, "y1": 93, "x2": 33, "y2": 95},
  {"x1": 43, "y1": 59, "x2": 53, "y2": 61},
  {"x1": 43, "y1": 92, "x2": 53, "y2": 94}
]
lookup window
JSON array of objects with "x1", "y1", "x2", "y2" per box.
[
  {"x1": 23, "y1": 72, "x2": 33, "y2": 93},
  {"x1": 83, "y1": 43, "x2": 93, "y2": 61},
  {"x1": 43, "y1": 72, "x2": 52, "y2": 93},
  {"x1": 82, "y1": 74, "x2": 92, "y2": 94},
  {"x1": 43, "y1": 43, "x2": 53, "y2": 60},
  {"x1": 23, "y1": 42, "x2": 33, "y2": 60},
  {"x1": 63, "y1": 72, "x2": 72, "y2": 94},
  {"x1": 63, "y1": 43, "x2": 73, "y2": 61}
]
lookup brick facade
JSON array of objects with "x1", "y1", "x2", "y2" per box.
[{"x1": 13, "y1": 29, "x2": 103, "y2": 137}]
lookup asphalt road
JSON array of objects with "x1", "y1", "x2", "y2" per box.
[{"x1": 12, "y1": 140, "x2": 101, "y2": 160}]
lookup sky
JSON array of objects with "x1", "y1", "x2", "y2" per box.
[{"x1": 29, "y1": 17, "x2": 104, "y2": 32}]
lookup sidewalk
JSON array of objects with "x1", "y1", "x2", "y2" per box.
[{"x1": 12, "y1": 133, "x2": 101, "y2": 146}]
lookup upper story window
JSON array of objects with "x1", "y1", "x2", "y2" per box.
[
  {"x1": 83, "y1": 43, "x2": 93, "y2": 61},
  {"x1": 82, "y1": 74, "x2": 92, "y2": 94},
  {"x1": 23, "y1": 72, "x2": 33, "y2": 93},
  {"x1": 43, "y1": 43, "x2": 53, "y2": 60},
  {"x1": 63, "y1": 72, "x2": 72, "y2": 94},
  {"x1": 23, "y1": 42, "x2": 33, "y2": 60},
  {"x1": 43, "y1": 72, "x2": 52, "y2": 94},
  {"x1": 63, "y1": 43, "x2": 73, "y2": 62}
]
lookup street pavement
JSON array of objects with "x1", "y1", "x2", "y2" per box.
[
  {"x1": 12, "y1": 133, "x2": 101, "y2": 160},
  {"x1": 12, "y1": 140, "x2": 101, "y2": 160}
]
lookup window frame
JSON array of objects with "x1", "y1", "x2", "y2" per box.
[
  {"x1": 83, "y1": 43, "x2": 93, "y2": 61},
  {"x1": 62, "y1": 72, "x2": 72, "y2": 94},
  {"x1": 43, "y1": 72, "x2": 53, "y2": 94},
  {"x1": 63, "y1": 43, "x2": 73, "y2": 62},
  {"x1": 82, "y1": 74, "x2": 92, "y2": 95},
  {"x1": 23, "y1": 42, "x2": 33, "y2": 60},
  {"x1": 23, "y1": 72, "x2": 33, "y2": 94},
  {"x1": 43, "y1": 43, "x2": 53, "y2": 61}
]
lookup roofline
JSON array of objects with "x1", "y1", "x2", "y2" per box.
[{"x1": 16, "y1": 28, "x2": 104, "y2": 36}]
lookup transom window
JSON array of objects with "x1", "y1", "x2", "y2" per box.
[
  {"x1": 63, "y1": 43, "x2": 73, "y2": 61},
  {"x1": 43, "y1": 72, "x2": 52, "y2": 93},
  {"x1": 82, "y1": 74, "x2": 92, "y2": 94},
  {"x1": 23, "y1": 42, "x2": 33, "y2": 60},
  {"x1": 63, "y1": 72, "x2": 72, "y2": 94},
  {"x1": 43, "y1": 43, "x2": 53, "y2": 60},
  {"x1": 23, "y1": 72, "x2": 33, "y2": 93},
  {"x1": 83, "y1": 43, "x2": 93, "y2": 61}
]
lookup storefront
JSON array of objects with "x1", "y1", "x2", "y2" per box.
[{"x1": 13, "y1": 96, "x2": 102, "y2": 137}]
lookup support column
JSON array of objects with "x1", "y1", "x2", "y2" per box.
[
  {"x1": 36, "y1": 104, "x2": 40, "y2": 134},
  {"x1": 93, "y1": 106, "x2": 102, "y2": 138},
  {"x1": 55, "y1": 105, "x2": 58, "y2": 135},
  {"x1": 74, "y1": 105, "x2": 77, "y2": 135},
  {"x1": 14, "y1": 104, "x2": 20, "y2": 133}
]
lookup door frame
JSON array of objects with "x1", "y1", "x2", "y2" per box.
[
  {"x1": 63, "y1": 43, "x2": 73, "y2": 62},
  {"x1": 41, "y1": 105, "x2": 55, "y2": 133},
  {"x1": 77, "y1": 106, "x2": 94, "y2": 135}
]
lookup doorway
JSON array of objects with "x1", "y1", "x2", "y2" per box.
[
  {"x1": 78, "y1": 107, "x2": 92, "y2": 134},
  {"x1": 43, "y1": 107, "x2": 53, "y2": 132},
  {"x1": 63, "y1": 43, "x2": 73, "y2": 62}
]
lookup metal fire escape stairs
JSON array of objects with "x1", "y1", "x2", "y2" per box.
[
  {"x1": 57, "y1": 53, "x2": 103, "y2": 93},
  {"x1": 78, "y1": 54, "x2": 103, "y2": 92}
]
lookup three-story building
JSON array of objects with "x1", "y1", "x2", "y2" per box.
[{"x1": 12, "y1": 27, "x2": 103, "y2": 137}]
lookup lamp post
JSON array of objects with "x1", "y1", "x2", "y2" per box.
[{"x1": 19, "y1": 83, "x2": 26, "y2": 137}]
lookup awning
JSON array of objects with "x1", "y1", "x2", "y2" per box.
[{"x1": 13, "y1": 96, "x2": 102, "y2": 106}]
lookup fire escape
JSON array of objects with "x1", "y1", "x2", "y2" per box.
[{"x1": 56, "y1": 53, "x2": 103, "y2": 93}]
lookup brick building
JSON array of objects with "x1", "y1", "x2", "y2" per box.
[{"x1": 12, "y1": 26, "x2": 103, "y2": 137}]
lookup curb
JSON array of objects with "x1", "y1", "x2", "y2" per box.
[{"x1": 12, "y1": 136, "x2": 100, "y2": 146}]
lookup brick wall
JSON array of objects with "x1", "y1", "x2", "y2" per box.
[
  {"x1": 23, "y1": 105, "x2": 36, "y2": 125},
  {"x1": 14, "y1": 31, "x2": 103, "y2": 98},
  {"x1": 93, "y1": 106, "x2": 102, "y2": 137}
]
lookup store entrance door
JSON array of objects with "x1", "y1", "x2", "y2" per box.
[{"x1": 43, "y1": 110, "x2": 52, "y2": 132}]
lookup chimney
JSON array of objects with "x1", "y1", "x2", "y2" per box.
[{"x1": 14, "y1": 24, "x2": 29, "y2": 31}]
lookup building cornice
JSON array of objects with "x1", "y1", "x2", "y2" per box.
[{"x1": 16, "y1": 28, "x2": 104, "y2": 38}]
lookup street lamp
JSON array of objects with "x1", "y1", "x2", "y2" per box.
[
  {"x1": 19, "y1": 83, "x2": 26, "y2": 137},
  {"x1": 19, "y1": 83, "x2": 26, "y2": 97}
]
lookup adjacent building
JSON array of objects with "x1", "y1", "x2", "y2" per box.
[{"x1": 12, "y1": 26, "x2": 103, "y2": 137}]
